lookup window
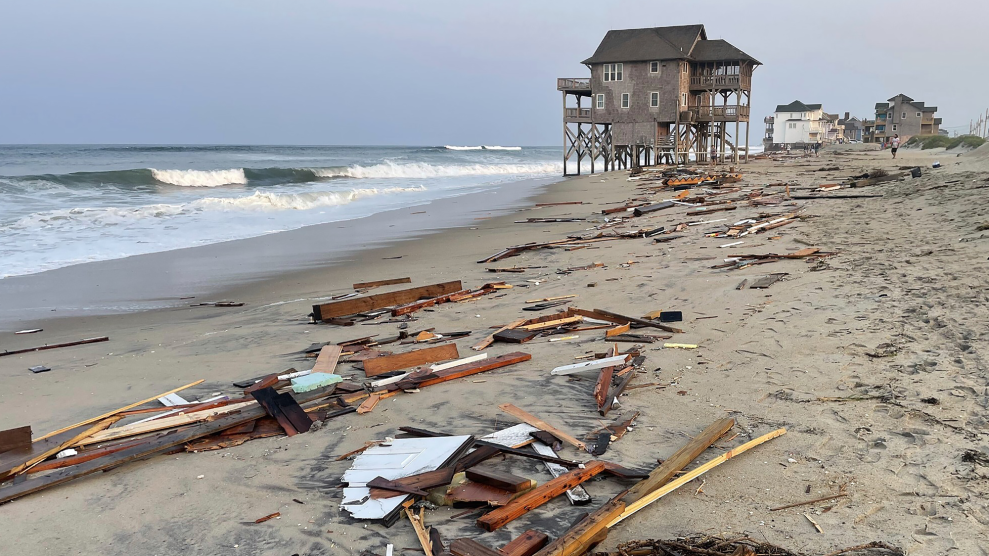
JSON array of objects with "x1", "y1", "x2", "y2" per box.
[
  {"x1": 650, "y1": 92, "x2": 659, "y2": 107},
  {"x1": 887, "y1": 112, "x2": 892, "y2": 118},
  {"x1": 603, "y1": 63, "x2": 623, "y2": 82},
  {"x1": 620, "y1": 93, "x2": 629, "y2": 108},
  {"x1": 596, "y1": 94, "x2": 604, "y2": 109},
  {"x1": 682, "y1": 63, "x2": 688, "y2": 74},
  {"x1": 892, "y1": 124, "x2": 897, "y2": 131},
  {"x1": 650, "y1": 61, "x2": 659, "y2": 73},
  {"x1": 681, "y1": 92, "x2": 687, "y2": 106},
  {"x1": 916, "y1": 112, "x2": 922, "y2": 117},
  {"x1": 788, "y1": 122, "x2": 796, "y2": 129}
]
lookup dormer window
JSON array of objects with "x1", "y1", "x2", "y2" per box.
[
  {"x1": 603, "y1": 63, "x2": 623, "y2": 82},
  {"x1": 649, "y1": 61, "x2": 659, "y2": 73}
]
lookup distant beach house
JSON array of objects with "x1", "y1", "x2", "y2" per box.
[
  {"x1": 557, "y1": 24, "x2": 760, "y2": 174},
  {"x1": 838, "y1": 112, "x2": 864, "y2": 142},
  {"x1": 764, "y1": 100, "x2": 826, "y2": 149},
  {"x1": 865, "y1": 94, "x2": 941, "y2": 143}
]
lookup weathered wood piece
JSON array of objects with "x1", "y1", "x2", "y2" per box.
[
  {"x1": 1, "y1": 336, "x2": 109, "y2": 357},
  {"x1": 77, "y1": 401, "x2": 257, "y2": 446},
  {"x1": 449, "y1": 481, "x2": 516, "y2": 506},
  {"x1": 498, "y1": 404, "x2": 586, "y2": 451},
  {"x1": 392, "y1": 289, "x2": 471, "y2": 316},
  {"x1": 532, "y1": 499, "x2": 625, "y2": 556},
  {"x1": 369, "y1": 467, "x2": 458, "y2": 499},
  {"x1": 407, "y1": 507, "x2": 435, "y2": 556},
  {"x1": 363, "y1": 343, "x2": 460, "y2": 377},
  {"x1": 0, "y1": 419, "x2": 118, "y2": 480},
  {"x1": 493, "y1": 329, "x2": 540, "y2": 344},
  {"x1": 748, "y1": 273, "x2": 788, "y2": 289},
  {"x1": 33, "y1": 380, "x2": 205, "y2": 441},
  {"x1": 610, "y1": 428, "x2": 788, "y2": 526},
  {"x1": 626, "y1": 417, "x2": 734, "y2": 500},
  {"x1": 313, "y1": 345, "x2": 343, "y2": 375},
  {"x1": 451, "y1": 538, "x2": 503, "y2": 556},
  {"x1": 476, "y1": 461, "x2": 608, "y2": 531},
  {"x1": 390, "y1": 352, "x2": 531, "y2": 390},
  {"x1": 530, "y1": 442, "x2": 590, "y2": 505},
  {"x1": 354, "y1": 277, "x2": 412, "y2": 290},
  {"x1": 500, "y1": 530, "x2": 549, "y2": 556},
  {"x1": 605, "y1": 323, "x2": 630, "y2": 337},
  {"x1": 466, "y1": 467, "x2": 535, "y2": 493},
  {"x1": 474, "y1": 318, "x2": 526, "y2": 351},
  {"x1": 519, "y1": 316, "x2": 583, "y2": 331},
  {"x1": 431, "y1": 353, "x2": 487, "y2": 372},
  {"x1": 367, "y1": 476, "x2": 429, "y2": 497},
  {"x1": 600, "y1": 371, "x2": 635, "y2": 417},
  {"x1": 399, "y1": 427, "x2": 580, "y2": 468},
  {"x1": 593, "y1": 366, "x2": 614, "y2": 413},
  {"x1": 312, "y1": 281, "x2": 463, "y2": 320},
  {"x1": 632, "y1": 202, "x2": 674, "y2": 216},
  {"x1": 357, "y1": 394, "x2": 382, "y2": 414},
  {"x1": 0, "y1": 426, "x2": 32, "y2": 454},
  {"x1": 551, "y1": 354, "x2": 630, "y2": 376},
  {"x1": 568, "y1": 308, "x2": 682, "y2": 334}
]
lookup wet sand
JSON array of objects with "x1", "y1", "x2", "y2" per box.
[{"x1": 1, "y1": 144, "x2": 987, "y2": 556}]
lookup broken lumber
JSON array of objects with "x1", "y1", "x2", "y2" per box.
[
  {"x1": 312, "y1": 281, "x2": 463, "y2": 320},
  {"x1": 530, "y1": 442, "x2": 590, "y2": 505},
  {"x1": 452, "y1": 538, "x2": 502, "y2": 556},
  {"x1": 633, "y1": 202, "x2": 674, "y2": 216},
  {"x1": 312, "y1": 345, "x2": 343, "y2": 375},
  {"x1": 498, "y1": 404, "x2": 586, "y2": 451},
  {"x1": 392, "y1": 289, "x2": 472, "y2": 316},
  {"x1": 353, "y1": 277, "x2": 412, "y2": 290},
  {"x1": 363, "y1": 343, "x2": 460, "y2": 377},
  {"x1": 1, "y1": 336, "x2": 109, "y2": 357},
  {"x1": 357, "y1": 394, "x2": 381, "y2": 414},
  {"x1": 389, "y1": 352, "x2": 532, "y2": 391},
  {"x1": 466, "y1": 467, "x2": 535, "y2": 493},
  {"x1": 501, "y1": 531, "x2": 549, "y2": 556},
  {"x1": 519, "y1": 316, "x2": 583, "y2": 331},
  {"x1": 0, "y1": 426, "x2": 32, "y2": 454},
  {"x1": 476, "y1": 461, "x2": 608, "y2": 531},
  {"x1": 610, "y1": 428, "x2": 787, "y2": 526},
  {"x1": 568, "y1": 308, "x2": 682, "y2": 334},
  {"x1": 473, "y1": 318, "x2": 526, "y2": 351},
  {"x1": 551, "y1": 354, "x2": 630, "y2": 376}
]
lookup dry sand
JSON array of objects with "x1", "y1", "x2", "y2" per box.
[{"x1": 1, "y1": 144, "x2": 987, "y2": 555}]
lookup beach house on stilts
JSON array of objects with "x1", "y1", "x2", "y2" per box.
[{"x1": 557, "y1": 24, "x2": 760, "y2": 175}]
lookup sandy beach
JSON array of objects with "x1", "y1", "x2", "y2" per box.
[{"x1": 2, "y1": 144, "x2": 988, "y2": 556}]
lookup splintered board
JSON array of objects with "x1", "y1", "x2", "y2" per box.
[
  {"x1": 353, "y1": 277, "x2": 412, "y2": 290},
  {"x1": 312, "y1": 281, "x2": 463, "y2": 320},
  {"x1": 363, "y1": 343, "x2": 460, "y2": 377}
]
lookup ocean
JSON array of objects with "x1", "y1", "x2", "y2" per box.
[{"x1": 0, "y1": 145, "x2": 562, "y2": 279}]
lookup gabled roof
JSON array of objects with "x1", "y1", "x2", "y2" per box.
[
  {"x1": 583, "y1": 25, "x2": 705, "y2": 64},
  {"x1": 690, "y1": 39, "x2": 761, "y2": 64},
  {"x1": 775, "y1": 100, "x2": 822, "y2": 113},
  {"x1": 889, "y1": 94, "x2": 914, "y2": 102},
  {"x1": 875, "y1": 102, "x2": 889, "y2": 110},
  {"x1": 581, "y1": 25, "x2": 761, "y2": 65}
]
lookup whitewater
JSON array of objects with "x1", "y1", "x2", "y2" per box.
[{"x1": 0, "y1": 145, "x2": 561, "y2": 278}]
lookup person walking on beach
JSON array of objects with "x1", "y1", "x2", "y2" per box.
[
  {"x1": 814, "y1": 142, "x2": 821, "y2": 156},
  {"x1": 891, "y1": 134, "x2": 900, "y2": 159}
]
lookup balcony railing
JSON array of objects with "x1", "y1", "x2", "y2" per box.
[
  {"x1": 557, "y1": 78, "x2": 591, "y2": 91},
  {"x1": 683, "y1": 105, "x2": 750, "y2": 122},
  {"x1": 564, "y1": 107, "x2": 592, "y2": 122},
  {"x1": 689, "y1": 74, "x2": 750, "y2": 90}
]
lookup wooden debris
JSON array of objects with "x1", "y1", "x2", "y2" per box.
[
  {"x1": 466, "y1": 467, "x2": 535, "y2": 493},
  {"x1": 501, "y1": 530, "x2": 549, "y2": 556},
  {"x1": 473, "y1": 319, "x2": 525, "y2": 351},
  {"x1": 0, "y1": 426, "x2": 31, "y2": 455},
  {"x1": 312, "y1": 345, "x2": 343, "y2": 374},
  {"x1": 476, "y1": 461, "x2": 608, "y2": 531},
  {"x1": 770, "y1": 492, "x2": 848, "y2": 511},
  {"x1": 357, "y1": 394, "x2": 382, "y2": 414},
  {"x1": 363, "y1": 343, "x2": 460, "y2": 377},
  {"x1": 498, "y1": 404, "x2": 586, "y2": 451},
  {"x1": 530, "y1": 442, "x2": 590, "y2": 505},
  {"x1": 451, "y1": 538, "x2": 502, "y2": 556},
  {"x1": 748, "y1": 273, "x2": 788, "y2": 289},
  {"x1": 519, "y1": 316, "x2": 583, "y2": 331},
  {"x1": 255, "y1": 512, "x2": 280, "y2": 523},
  {"x1": 605, "y1": 323, "x2": 631, "y2": 337},
  {"x1": 569, "y1": 308, "x2": 682, "y2": 334},
  {"x1": 551, "y1": 354, "x2": 630, "y2": 376},
  {"x1": 1, "y1": 336, "x2": 109, "y2": 357},
  {"x1": 804, "y1": 513, "x2": 824, "y2": 533},
  {"x1": 494, "y1": 329, "x2": 540, "y2": 344},
  {"x1": 407, "y1": 507, "x2": 436, "y2": 556},
  {"x1": 448, "y1": 481, "x2": 516, "y2": 506},
  {"x1": 353, "y1": 277, "x2": 412, "y2": 290},
  {"x1": 312, "y1": 281, "x2": 463, "y2": 320},
  {"x1": 526, "y1": 295, "x2": 577, "y2": 303},
  {"x1": 190, "y1": 301, "x2": 244, "y2": 307}
]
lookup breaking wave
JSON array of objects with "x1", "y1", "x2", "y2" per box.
[
  {"x1": 445, "y1": 145, "x2": 483, "y2": 150},
  {"x1": 7, "y1": 161, "x2": 557, "y2": 188},
  {"x1": 2, "y1": 186, "x2": 428, "y2": 232},
  {"x1": 482, "y1": 146, "x2": 522, "y2": 150}
]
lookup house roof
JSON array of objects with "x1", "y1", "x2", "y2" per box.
[
  {"x1": 934, "y1": 117, "x2": 943, "y2": 124},
  {"x1": 775, "y1": 100, "x2": 822, "y2": 113},
  {"x1": 689, "y1": 39, "x2": 761, "y2": 63},
  {"x1": 581, "y1": 25, "x2": 760, "y2": 65},
  {"x1": 889, "y1": 94, "x2": 914, "y2": 102},
  {"x1": 875, "y1": 102, "x2": 889, "y2": 110}
]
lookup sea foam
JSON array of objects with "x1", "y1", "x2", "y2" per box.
[
  {"x1": 315, "y1": 161, "x2": 558, "y2": 179},
  {"x1": 150, "y1": 168, "x2": 248, "y2": 187}
]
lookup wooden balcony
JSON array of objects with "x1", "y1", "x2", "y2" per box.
[
  {"x1": 557, "y1": 78, "x2": 592, "y2": 95},
  {"x1": 564, "y1": 107, "x2": 593, "y2": 122},
  {"x1": 682, "y1": 105, "x2": 750, "y2": 122},
  {"x1": 689, "y1": 74, "x2": 751, "y2": 90}
]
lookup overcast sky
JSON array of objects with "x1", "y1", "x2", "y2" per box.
[{"x1": 1, "y1": 0, "x2": 984, "y2": 145}]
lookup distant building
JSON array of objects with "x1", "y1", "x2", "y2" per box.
[
  {"x1": 557, "y1": 24, "x2": 760, "y2": 173},
  {"x1": 823, "y1": 113, "x2": 841, "y2": 143},
  {"x1": 765, "y1": 100, "x2": 825, "y2": 149},
  {"x1": 863, "y1": 119, "x2": 875, "y2": 141},
  {"x1": 866, "y1": 94, "x2": 942, "y2": 143},
  {"x1": 838, "y1": 112, "x2": 864, "y2": 142}
]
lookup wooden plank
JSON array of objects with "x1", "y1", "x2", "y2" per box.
[
  {"x1": 474, "y1": 318, "x2": 526, "y2": 351},
  {"x1": 0, "y1": 426, "x2": 31, "y2": 454},
  {"x1": 551, "y1": 354, "x2": 629, "y2": 376},
  {"x1": 593, "y1": 367, "x2": 614, "y2": 413},
  {"x1": 393, "y1": 352, "x2": 530, "y2": 390},
  {"x1": 500, "y1": 530, "x2": 549, "y2": 556},
  {"x1": 312, "y1": 281, "x2": 463, "y2": 320},
  {"x1": 369, "y1": 467, "x2": 458, "y2": 499},
  {"x1": 251, "y1": 388, "x2": 299, "y2": 436},
  {"x1": 354, "y1": 277, "x2": 412, "y2": 290},
  {"x1": 605, "y1": 323, "x2": 630, "y2": 337},
  {"x1": 407, "y1": 507, "x2": 435, "y2": 556},
  {"x1": 454, "y1": 445, "x2": 502, "y2": 472},
  {"x1": 530, "y1": 442, "x2": 590, "y2": 505},
  {"x1": 34, "y1": 380, "x2": 205, "y2": 441},
  {"x1": 1, "y1": 336, "x2": 109, "y2": 357},
  {"x1": 600, "y1": 371, "x2": 635, "y2": 417},
  {"x1": 449, "y1": 482, "x2": 515, "y2": 506},
  {"x1": 476, "y1": 461, "x2": 608, "y2": 531},
  {"x1": 498, "y1": 404, "x2": 586, "y2": 451},
  {"x1": 519, "y1": 316, "x2": 582, "y2": 331},
  {"x1": 632, "y1": 201, "x2": 674, "y2": 216},
  {"x1": 0, "y1": 387, "x2": 336, "y2": 504},
  {"x1": 749, "y1": 273, "x2": 788, "y2": 289},
  {"x1": 77, "y1": 401, "x2": 257, "y2": 446},
  {"x1": 367, "y1": 476, "x2": 429, "y2": 497},
  {"x1": 625, "y1": 417, "x2": 735, "y2": 500},
  {"x1": 399, "y1": 427, "x2": 579, "y2": 468},
  {"x1": 466, "y1": 467, "x2": 535, "y2": 493},
  {"x1": 568, "y1": 308, "x2": 683, "y2": 334},
  {"x1": 451, "y1": 538, "x2": 503, "y2": 556},
  {"x1": 357, "y1": 394, "x2": 381, "y2": 414},
  {"x1": 1, "y1": 418, "x2": 119, "y2": 479},
  {"x1": 313, "y1": 345, "x2": 343, "y2": 375},
  {"x1": 609, "y1": 428, "x2": 787, "y2": 526},
  {"x1": 275, "y1": 392, "x2": 314, "y2": 433},
  {"x1": 363, "y1": 343, "x2": 460, "y2": 377},
  {"x1": 431, "y1": 353, "x2": 487, "y2": 372},
  {"x1": 531, "y1": 499, "x2": 625, "y2": 556},
  {"x1": 493, "y1": 329, "x2": 539, "y2": 344},
  {"x1": 392, "y1": 289, "x2": 471, "y2": 316}
]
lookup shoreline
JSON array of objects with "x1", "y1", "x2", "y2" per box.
[{"x1": 0, "y1": 175, "x2": 561, "y2": 330}]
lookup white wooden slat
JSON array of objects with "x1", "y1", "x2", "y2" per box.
[{"x1": 551, "y1": 354, "x2": 630, "y2": 376}]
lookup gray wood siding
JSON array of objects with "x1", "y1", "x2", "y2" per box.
[{"x1": 590, "y1": 61, "x2": 684, "y2": 127}]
